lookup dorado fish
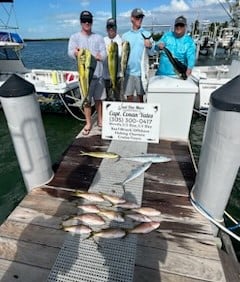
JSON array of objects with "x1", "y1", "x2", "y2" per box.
[
  {"x1": 120, "y1": 153, "x2": 171, "y2": 163},
  {"x1": 120, "y1": 41, "x2": 130, "y2": 78},
  {"x1": 128, "y1": 221, "x2": 160, "y2": 234},
  {"x1": 108, "y1": 41, "x2": 118, "y2": 93},
  {"x1": 114, "y1": 161, "x2": 152, "y2": 191},
  {"x1": 73, "y1": 191, "x2": 105, "y2": 202},
  {"x1": 79, "y1": 150, "x2": 120, "y2": 159},
  {"x1": 77, "y1": 48, "x2": 97, "y2": 108},
  {"x1": 163, "y1": 47, "x2": 187, "y2": 80},
  {"x1": 62, "y1": 224, "x2": 92, "y2": 235}
]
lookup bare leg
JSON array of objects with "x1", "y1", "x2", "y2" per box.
[
  {"x1": 127, "y1": 95, "x2": 134, "y2": 102},
  {"x1": 82, "y1": 105, "x2": 92, "y2": 135},
  {"x1": 137, "y1": 95, "x2": 144, "y2": 103},
  {"x1": 95, "y1": 100, "x2": 103, "y2": 127}
]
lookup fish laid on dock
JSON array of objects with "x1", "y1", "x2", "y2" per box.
[
  {"x1": 113, "y1": 201, "x2": 140, "y2": 209},
  {"x1": 89, "y1": 228, "x2": 127, "y2": 239},
  {"x1": 73, "y1": 191, "x2": 105, "y2": 202},
  {"x1": 62, "y1": 224, "x2": 93, "y2": 235},
  {"x1": 98, "y1": 210, "x2": 125, "y2": 222},
  {"x1": 128, "y1": 222, "x2": 160, "y2": 234},
  {"x1": 131, "y1": 207, "x2": 161, "y2": 217},
  {"x1": 79, "y1": 151, "x2": 120, "y2": 159},
  {"x1": 125, "y1": 213, "x2": 152, "y2": 223},
  {"x1": 100, "y1": 193, "x2": 126, "y2": 205},
  {"x1": 120, "y1": 153, "x2": 171, "y2": 163},
  {"x1": 63, "y1": 213, "x2": 105, "y2": 226},
  {"x1": 114, "y1": 161, "x2": 152, "y2": 190},
  {"x1": 77, "y1": 204, "x2": 101, "y2": 213}
]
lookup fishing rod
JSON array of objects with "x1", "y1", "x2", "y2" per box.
[{"x1": 217, "y1": 0, "x2": 234, "y2": 22}]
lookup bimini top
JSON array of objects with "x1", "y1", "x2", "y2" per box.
[{"x1": 0, "y1": 1, "x2": 14, "y2": 3}]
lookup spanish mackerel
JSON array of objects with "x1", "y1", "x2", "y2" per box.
[
  {"x1": 120, "y1": 153, "x2": 171, "y2": 163},
  {"x1": 114, "y1": 161, "x2": 152, "y2": 191}
]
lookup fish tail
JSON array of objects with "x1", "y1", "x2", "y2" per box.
[{"x1": 79, "y1": 151, "x2": 85, "y2": 156}]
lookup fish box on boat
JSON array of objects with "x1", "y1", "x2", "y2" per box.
[{"x1": 191, "y1": 60, "x2": 240, "y2": 112}]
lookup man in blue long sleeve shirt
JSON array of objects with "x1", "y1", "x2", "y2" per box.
[
  {"x1": 155, "y1": 16, "x2": 196, "y2": 77},
  {"x1": 122, "y1": 8, "x2": 154, "y2": 102}
]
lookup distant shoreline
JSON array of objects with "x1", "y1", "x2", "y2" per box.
[{"x1": 24, "y1": 38, "x2": 68, "y2": 42}]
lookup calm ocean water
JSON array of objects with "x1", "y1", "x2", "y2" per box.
[{"x1": 0, "y1": 40, "x2": 239, "y2": 258}]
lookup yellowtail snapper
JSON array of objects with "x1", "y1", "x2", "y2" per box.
[{"x1": 79, "y1": 150, "x2": 120, "y2": 159}]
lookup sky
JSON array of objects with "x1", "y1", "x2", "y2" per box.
[{"x1": 0, "y1": 0, "x2": 234, "y2": 39}]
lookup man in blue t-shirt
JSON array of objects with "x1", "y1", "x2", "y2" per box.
[
  {"x1": 122, "y1": 8, "x2": 154, "y2": 102},
  {"x1": 155, "y1": 16, "x2": 196, "y2": 77}
]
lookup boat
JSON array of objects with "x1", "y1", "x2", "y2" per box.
[
  {"x1": 191, "y1": 59, "x2": 240, "y2": 114},
  {"x1": 0, "y1": 0, "x2": 85, "y2": 120}
]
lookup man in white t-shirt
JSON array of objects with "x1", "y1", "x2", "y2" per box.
[{"x1": 103, "y1": 18, "x2": 122, "y2": 101}]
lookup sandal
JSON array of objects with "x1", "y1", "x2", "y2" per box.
[{"x1": 82, "y1": 127, "x2": 91, "y2": 136}]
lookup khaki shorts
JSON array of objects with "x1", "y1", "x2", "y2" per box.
[{"x1": 124, "y1": 75, "x2": 145, "y2": 96}]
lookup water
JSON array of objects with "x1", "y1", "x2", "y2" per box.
[{"x1": 0, "y1": 40, "x2": 240, "y2": 259}]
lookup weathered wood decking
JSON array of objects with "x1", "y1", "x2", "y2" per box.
[{"x1": 0, "y1": 124, "x2": 234, "y2": 281}]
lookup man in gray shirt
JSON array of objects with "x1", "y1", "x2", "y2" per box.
[{"x1": 68, "y1": 10, "x2": 107, "y2": 134}]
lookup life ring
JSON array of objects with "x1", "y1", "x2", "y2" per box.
[{"x1": 65, "y1": 72, "x2": 74, "y2": 82}]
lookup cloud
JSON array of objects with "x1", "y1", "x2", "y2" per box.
[{"x1": 80, "y1": 0, "x2": 90, "y2": 7}]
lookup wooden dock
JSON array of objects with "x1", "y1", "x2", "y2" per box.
[{"x1": 0, "y1": 124, "x2": 237, "y2": 281}]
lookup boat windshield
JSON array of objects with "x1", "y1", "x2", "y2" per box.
[{"x1": 0, "y1": 46, "x2": 19, "y2": 60}]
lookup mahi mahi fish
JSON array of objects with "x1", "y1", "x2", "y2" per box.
[
  {"x1": 163, "y1": 47, "x2": 187, "y2": 80},
  {"x1": 108, "y1": 41, "x2": 118, "y2": 93},
  {"x1": 120, "y1": 153, "x2": 171, "y2": 163},
  {"x1": 114, "y1": 161, "x2": 152, "y2": 191},
  {"x1": 120, "y1": 41, "x2": 130, "y2": 78},
  {"x1": 77, "y1": 48, "x2": 97, "y2": 107}
]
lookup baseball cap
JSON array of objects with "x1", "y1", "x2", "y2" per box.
[
  {"x1": 80, "y1": 10, "x2": 93, "y2": 21},
  {"x1": 175, "y1": 16, "x2": 187, "y2": 26},
  {"x1": 106, "y1": 18, "x2": 117, "y2": 29},
  {"x1": 131, "y1": 8, "x2": 145, "y2": 18}
]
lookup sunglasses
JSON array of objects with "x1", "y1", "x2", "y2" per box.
[
  {"x1": 81, "y1": 19, "x2": 93, "y2": 24},
  {"x1": 175, "y1": 23, "x2": 185, "y2": 28},
  {"x1": 134, "y1": 15, "x2": 144, "y2": 20}
]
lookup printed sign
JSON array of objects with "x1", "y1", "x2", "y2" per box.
[{"x1": 102, "y1": 102, "x2": 160, "y2": 143}]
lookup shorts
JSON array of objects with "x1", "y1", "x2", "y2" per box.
[
  {"x1": 124, "y1": 75, "x2": 145, "y2": 96},
  {"x1": 89, "y1": 77, "x2": 106, "y2": 101}
]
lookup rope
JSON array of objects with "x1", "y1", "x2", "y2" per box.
[
  {"x1": 58, "y1": 93, "x2": 87, "y2": 121},
  {"x1": 193, "y1": 108, "x2": 207, "y2": 117}
]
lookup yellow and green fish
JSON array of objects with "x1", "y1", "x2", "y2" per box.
[
  {"x1": 107, "y1": 41, "x2": 118, "y2": 93},
  {"x1": 79, "y1": 150, "x2": 120, "y2": 159},
  {"x1": 77, "y1": 48, "x2": 97, "y2": 108}
]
